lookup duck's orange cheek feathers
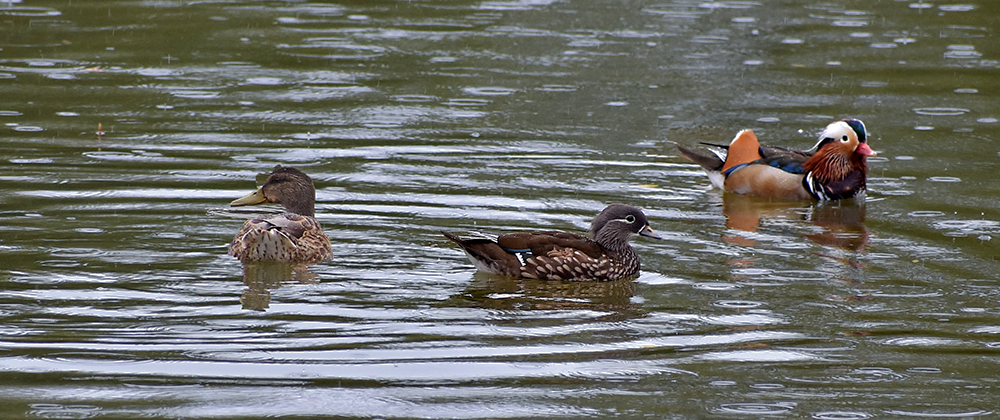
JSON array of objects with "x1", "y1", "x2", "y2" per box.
[{"x1": 725, "y1": 165, "x2": 813, "y2": 200}]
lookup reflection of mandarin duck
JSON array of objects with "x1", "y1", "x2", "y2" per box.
[
  {"x1": 678, "y1": 119, "x2": 876, "y2": 200},
  {"x1": 804, "y1": 202, "x2": 868, "y2": 251},
  {"x1": 443, "y1": 204, "x2": 661, "y2": 282},
  {"x1": 720, "y1": 194, "x2": 869, "y2": 251},
  {"x1": 720, "y1": 194, "x2": 805, "y2": 237},
  {"x1": 228, "y1": 166, "x2": 333, "y2": 265}
]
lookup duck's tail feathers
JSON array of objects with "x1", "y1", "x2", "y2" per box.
[
  {"x1": 677, "y1": 145, "x2": 727, "y2": 190},
  {"x1": 699, "y1": 141, "x2": 731, "y2": 149},
  {"x1": 677, "y1": 145, "x2": 724, "y2": 171},
  {"x1": 442, "y1": 230, "x2": 499, "y2": 244}
]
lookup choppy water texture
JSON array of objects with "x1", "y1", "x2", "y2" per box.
[{"x1": 2, "y1": 0, "x2": 999, "y2": 418}]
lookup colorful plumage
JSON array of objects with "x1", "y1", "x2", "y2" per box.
[
  {"x1": 677, "y1": 119, "x2": 876, "y2": 200},
  {"x1": 443, "y1": 204, "x2": 661, "y2": 282},
  {"x1": 228, "y1": 166, "x2": 333, "y2": 265}
]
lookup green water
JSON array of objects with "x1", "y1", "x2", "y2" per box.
[{"x1": 1, "y1": 0, "x2": 999, "y2": 418}]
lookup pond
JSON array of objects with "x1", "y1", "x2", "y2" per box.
[{"x1": 1, "y1": 0, "x2": 999, "y2": 418}]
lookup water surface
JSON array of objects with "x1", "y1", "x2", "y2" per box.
[{"x1": 2, "y1": 0, "x2": 999, "y2": 418}]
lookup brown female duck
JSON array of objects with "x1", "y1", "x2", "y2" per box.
[
  {"x1": 443, "y1": 204, "x2": 661, "y2": 281},
  {"x1": 228, "y1": 166, "x2": 333, "y2": 265}
]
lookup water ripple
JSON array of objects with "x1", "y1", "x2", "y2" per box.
[
  {"x1": 715, "y1": 402, "x2": 796, "y2": 415},
  {"x1": 462, "y1": 87, "x2": 518, "y2": 96},
  {"x1": 882, "y1": 337, "x2": 966, "y2": 347},
  {"x1": 0, "y1": 7, "x2": 62, "y2": 17},
  {"x1": 812, "y1": 412, "x2": 874, "y2": 420},
  {"x1": 277, "y1": 41, "x2": 388, "y2": 60},
  {"x1": 0, "y1": 0, "x2": 998, "y2": 417},
  {"x1": 939, "y1": 5, "x2": 976, "y2": 12},
  {"x1": 883, "y1": 409, "x2": 992, "y2": 418},
  {"x1": 713, "y1": 300, "x2": 763, "y2": 309},
  {"x1": 913, "y1": 107, "x2": 969, "y2": 116}
]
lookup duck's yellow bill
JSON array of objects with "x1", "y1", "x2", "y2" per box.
[{"x1": 231, "y1": 188, "x2": 267, "y2": 207}]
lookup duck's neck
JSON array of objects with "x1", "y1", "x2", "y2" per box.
[
  {"x1": 803, "y1": 152, "x2": 868, "y2": 200},
  {"x1": 804, "y1": 150, "x2": 867, "y2": 185},
  {"x1": 594, "y1": 231, "x2": 635, "y2": 259},
  {"x1": 283, "y1": 198, "x2": 316, "y2": 217}
]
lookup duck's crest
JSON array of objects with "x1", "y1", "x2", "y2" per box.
[{"x1": 844, "y1": 119, "x2": 867, "y2": 142}]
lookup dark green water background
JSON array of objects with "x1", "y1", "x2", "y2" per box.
[{"x1": 2, "y1": 0, "x2": 999, "y2": 418}]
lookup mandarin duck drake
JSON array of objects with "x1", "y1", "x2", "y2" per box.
[
  {"x1": 677, "y1": 119, "x2": 876, "y2": 200},
  {"x1": 228, "y1": 166, "x2": 333, "y2": 265},
  {"x1": 442, "y1": 204, "x2": 661, "y2": 282}
]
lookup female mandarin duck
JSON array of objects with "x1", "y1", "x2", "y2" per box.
[
  {"x1": 228, "y1": 166, "x2": 333, "y2": 265},
  {"x1": 677, "y1": 119, "x2": 876, "y2": 200},
  {"x1": 442, "y1": 204, "x2": 661, "y2": 282}
]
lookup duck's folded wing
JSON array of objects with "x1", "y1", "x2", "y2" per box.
[
  {"x1": 758, "y1": 145, "x2": 812, "y2": 174},
  {"x1": 497, "y1": 231, "x2": 603, "y2": 259},
  {"x1": 263, "y1": 213, "x2": 320, "y2": 239}
]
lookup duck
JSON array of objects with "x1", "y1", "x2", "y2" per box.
[
  {"x1": 677, "y1": 119, "x2": 876, "y2": 200},
  {"x1": 228, "y1": 166, "x2": 333, "y2": 265},
  {"x1": 442, "y1": 204, "x2": 661, "y2": 282}
]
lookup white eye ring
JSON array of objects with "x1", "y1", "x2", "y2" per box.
[
  {"x1": 841, "y1": 135, "x2": 849, "y2": 142},
  {"x1": 625, "y1": 215, "x2": 636, "y2": 223}
]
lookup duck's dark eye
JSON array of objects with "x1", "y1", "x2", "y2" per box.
[
  {"x1": 841, "y1": 135, "x2": 849, "y2": 142},
  {"x1": 625, "y1": 215, "x2": 636, "y2": 223}
]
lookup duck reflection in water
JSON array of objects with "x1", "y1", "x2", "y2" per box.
[
  {"x1": 227, "y1": 166, "x2": 331, "y2": 311},
  {"x1": 451, "y1": 272, "x2": 641, "y2": 318},
  {"x1": 239, "y1": 262, "x2": 319, "y2": 311},
  {"x1": 720, "y1": 193, "x2": 868, "y2": 252}
]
